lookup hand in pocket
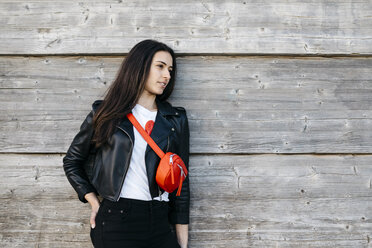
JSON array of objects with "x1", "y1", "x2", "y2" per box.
[{"x1": 90, "y1": 204, "x2": 100, "y2": 229}]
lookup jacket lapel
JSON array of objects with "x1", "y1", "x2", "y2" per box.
[
  {"x1": 117, "y1": 117, "x2": 135, "y2": 143},
  {"x1": 145, "y1": 112, "x2": 172, "y2": 155}
]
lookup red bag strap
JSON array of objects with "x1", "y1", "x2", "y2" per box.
[{"x1": 127, "y1": 113, "x2": 165, "y2": 158}]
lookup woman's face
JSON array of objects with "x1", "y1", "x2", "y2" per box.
[{"x1": 143, "y1": 51, "x2": 173, "y2": 96}]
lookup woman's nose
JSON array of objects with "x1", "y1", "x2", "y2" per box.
[{"x1": 163, "y1": 70, "x2": 171, "y2": 79}]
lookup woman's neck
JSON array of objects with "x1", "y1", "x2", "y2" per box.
[{"x1": 137, "y1": 93, "x2": 157, "y2": 111}]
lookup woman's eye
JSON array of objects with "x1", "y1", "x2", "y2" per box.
[{"x1": 157, "y1": 64, "x2": 163, "y2": 68}]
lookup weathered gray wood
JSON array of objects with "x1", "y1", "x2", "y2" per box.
[
  {"x1": 2, "y1": 154, "x2": 372, "y2": 200},
  {"x1": 0, "y1": 154, "x2": 371, "y2": 247},
  {"x1": 1, "y1": 0, "x2": 372, "y2": 55},
  {"x1": 2, "y1": 1, "x2": 371, "y2": 247},
  {"x1": 1, "y1": 56, "x2": 372, "y2": 153}
]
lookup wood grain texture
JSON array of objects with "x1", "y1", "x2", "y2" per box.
[
  {"x1": 1, "y1": 56, "x2": 372, "y2": 153},
  {"x1": 1, "y1": 0, "x2": 371, "y2": 55},
  {"x1": 2, "y1": 1, "x2": 371, "y2": 247},
  {"x1": 0, "y1": 154, "x2": 371, "y2": 247}
]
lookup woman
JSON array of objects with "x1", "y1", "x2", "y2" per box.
[{"x1": 63, "y1": 39, "x2": 189, "y2": 248}]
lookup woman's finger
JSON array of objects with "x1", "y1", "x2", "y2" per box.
[{"x1": 90, "y1": 206, "x2": 99, "y2": 229}]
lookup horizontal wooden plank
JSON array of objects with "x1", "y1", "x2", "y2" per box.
[
  {"x1": 1, "y1": 56, "x2": 372, "y2": 153},
  {"x1": 0, "y1": 0, "x2": 372, "y2": 55},
  {"x1": 1, "y1": 233, "x2": 368, "y2": 248},
  {"x1": 1, "y1": 199, "x2": 370, "y2": 247},
  {"x1": 1, "y1": 198, "x2": 370, "y2": 248},
  {"x1": 1, "y1": 154, "x2": 371, "y2": 247},
  {"x1": 2, "y1": 154, "x2": 372, "y2": 200}
]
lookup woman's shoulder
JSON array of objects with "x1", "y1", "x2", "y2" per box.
[
  {"x1": 167, "y1": 102, "x2": 188, "y2": 126},
  {"x1": 173, "y1": 106, "x2": 187, "y2": 115},
  {"x1": 160, "y1": 100, "x2": 187, "y2": 116},
  {"x1": 91, "y1": 100, "x2": 103, "y2": 113}
]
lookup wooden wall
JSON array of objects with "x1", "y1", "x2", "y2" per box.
[{"x1": 1, "y1": 1, "x2": 372, "y2": 247}]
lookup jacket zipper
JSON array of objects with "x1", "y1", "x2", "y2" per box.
[{"x1": 115, "y1": 125, "x2": 134, "y2": 201}]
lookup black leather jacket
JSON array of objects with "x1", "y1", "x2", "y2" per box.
[{"x1": 63, "y1": 98, "x2": 190, "y2": 224}]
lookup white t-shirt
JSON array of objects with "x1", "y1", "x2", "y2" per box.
[{"x1": 119, "y1": 104, "x2": 169, "y2": 201}]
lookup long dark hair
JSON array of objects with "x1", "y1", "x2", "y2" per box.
[{"x1": 92, "y1": 39, "x2": 177, "y2": 148}]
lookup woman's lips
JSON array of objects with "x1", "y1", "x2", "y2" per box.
[{"x1": 158, "y1": 82, "x2": 167, "y2": 88}]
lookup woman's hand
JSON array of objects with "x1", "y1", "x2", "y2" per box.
[{"x1": 84, "y1": 192, "x2": 100, "y2": 228}]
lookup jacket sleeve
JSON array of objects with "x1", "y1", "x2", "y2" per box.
[
  {"x1": 62, "y1": 110, "x2": 97, "y2": 203},
  {"x1": 168, "y1": 108, "x2": 190, "y2": 224}
]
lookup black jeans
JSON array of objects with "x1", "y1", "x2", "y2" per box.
[{"x1": 90, "y1": 198, "x2": 181, "y2": 248}]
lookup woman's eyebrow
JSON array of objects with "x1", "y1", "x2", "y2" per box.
[{"x1": 156, "y1": 61, "x2": 173, "y2": 68}]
